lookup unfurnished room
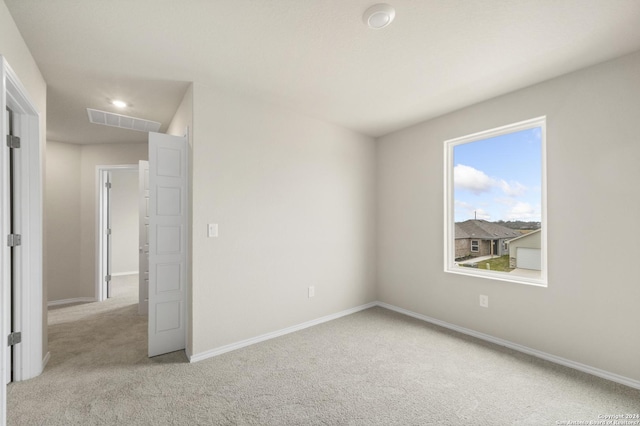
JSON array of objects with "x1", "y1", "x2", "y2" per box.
[{"x1": 0, "y1": 1, "x2": 639, "y2": 425}]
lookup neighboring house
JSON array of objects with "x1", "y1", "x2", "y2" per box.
[
  {"x1": 454, "y1": 220, "x2": 522, "y2": 260},
  {"x1": 507, "y1": 229, "x2": 542, "y2": 270}
]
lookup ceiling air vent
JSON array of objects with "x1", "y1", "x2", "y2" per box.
[{"x1": 87, "y1": 108, "x2": 161, "y2": 133}]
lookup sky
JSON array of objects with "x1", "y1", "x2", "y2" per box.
[{"x1": 453, "y1": 126, "x2": 542, "y2": 223}]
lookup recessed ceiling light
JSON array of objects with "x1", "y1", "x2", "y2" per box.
[
  {"x1": 363, "y1": 4, "x2": 395, "y2": 29},
  {"x1": 111, "y1": 99, "x2": 127, "y2": 108}
]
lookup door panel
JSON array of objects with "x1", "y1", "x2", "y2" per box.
[
  {"x1": 148, "y1": 133, "x2": 187, "y2": 357},
  {"x1": 138, "y1": 161, "x2": 149, "y2": 315}
]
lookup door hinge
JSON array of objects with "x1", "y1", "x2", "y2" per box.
[
  {"x1": 105, "y1": 182, "x2": 112, "y2": 189},
  {"x1": 8, "y1": 332, "x2": 22, "y2": 346},
  {"x1": 106, "y1": 228, "x2": 112, "y2": 235},
  {"x1": 105, "y1": 275, "x2": 112, "y2": 282},
  {"x1": 6, "y1": 134, "x2": 21, "y2": 149},
  {"x1": 7, "y1": 234, "x2": 22, "y2": 247}
]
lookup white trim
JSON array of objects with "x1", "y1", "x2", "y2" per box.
[
  {"x1": 189, "y1": 299, "x2": 639, "y2": 390},
  {"x1": 377, "y1": 302, "x2": 640, "y2": 391},
  {"x1": 95, "y1": 164, "x2": 138, "y2": 302},
  {"x1": 47, "y1": 297, "x2": 95, "y2": 307},
  {"x1": 111, "y1": 271, "x2": 138, "y2": 277},
  {"x1": 444, "y1": 116, "x2": 548, "y2": 287},
  {"x1": 506, "y1": 228, "x2": 542, "y2": 244},
  {"x1": 1, "y1": 55, "x2": 44, "y2": 426},
  {"x1": 189, "y1": 302, "x2": 377, "y2": 363},
  {"x1": 41, "y1": 351, "x2": 50, "y2": 369}
]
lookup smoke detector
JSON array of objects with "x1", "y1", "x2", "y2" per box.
[
  {"x1": 363, "y1": 4, "x2": 395, "y2": 29},
  {"x1": 87, "y1": 108, "x2": 161, "y2": 133}
]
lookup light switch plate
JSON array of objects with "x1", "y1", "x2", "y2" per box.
[{"x1": 208, "y1": 223, "x2": 218, "y2": 238}]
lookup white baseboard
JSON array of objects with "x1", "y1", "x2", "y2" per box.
[
  {"x1": 47, "y1": 297, "x2": 95, "y2": 307},
  {"x1": 112, "y1": 271, "x2": 139, "y2": 277},
  {"x1": 377, "y1": 302, "x2": 640, "y2": 390},
  {"x1": 186, "y1": 299, "x2": 639, "y2": 390},
  {"x1": 189, "y1": 302, "x2": 377, "y2": 363},
  {"x1": 42, "y1": 351, "x2": 50, "y2": 370}
]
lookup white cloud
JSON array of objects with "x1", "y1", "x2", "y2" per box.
[
  {"x1": 499, "y1": 180, "x2": 527, "y2": 197},
  {"x1": 454, "y1": 164, "x2": 494, "y2": 195},
  {"x1": 455, "y1": 164, "x2": 527, "y2": 197},
  {"x1": 494, "y1": 197, "x2": 516, "y2": 206}
]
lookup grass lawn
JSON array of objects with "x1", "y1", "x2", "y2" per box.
[{"x1": 475, "y1": 255, "x2": 513, "y2": 272}]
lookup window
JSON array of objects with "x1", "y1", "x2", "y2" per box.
[{"x1": 444, "y1": 117, "x2": 547, "y2": 286}]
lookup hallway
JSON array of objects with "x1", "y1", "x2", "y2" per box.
[{"x1": 7, "y1": 275, "x2": 186, "y2": 424}]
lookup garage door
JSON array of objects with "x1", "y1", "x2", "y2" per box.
[{"x1": 516, "y1": 248, "x2": 541, "y2": 270}]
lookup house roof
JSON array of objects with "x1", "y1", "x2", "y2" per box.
[
  {"x1": 506, "y1": 228, "x2": 542, "y2": 244},
  {"x1": 455, "y1": 220, "x2": 522, "y2": 240}
]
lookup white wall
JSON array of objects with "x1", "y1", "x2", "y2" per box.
[
  {"x1": 110, "y1": 169, "x2": 139, "y2": 274},
  {"x1": 45, "y1": 141, "x2": 81, "y2": 301},
  {"x1": 166, "y1": 84, "x2": 192, "y2": 142},
  {"x1": 190, "y1": 85, "x2": 377, "y2": 356},
  {"x1": 377, "y1": 51, "x2": 640, "y2": 381}
]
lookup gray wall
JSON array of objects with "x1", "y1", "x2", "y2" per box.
[
  {"x1": 166, "y1": 85, "x2": 194, "y2": 351},
  {"x1": 190, "y1": 85, "x2": 377, "y2": 356},
  {"x1": 110, "y1": 169, "x2": 139, "y2": 274},
  {"x1": 45, "y1": 141, "x2": 82, "y2": 301},
  {"x1": 1, "y1": 0, "x2": 49, "y2": 359},
  {"x1": 377, "y1": 51, "x2": 640, "y2": 381},
  {"x1": 78, "y1": 143, "x2": 148, "y2": 298},
  {"x1": 45, "y1": 142, "x2": 148, "y2": 301}
]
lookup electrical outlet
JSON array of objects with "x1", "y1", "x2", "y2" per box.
[
  {"x1": 479, "y1": 294, "x2": 489, "y2": 308},
  {"x1": 308, "y1": 286, "x2": 315, "y2": 298}
]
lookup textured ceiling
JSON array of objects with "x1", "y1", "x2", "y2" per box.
[{"x1": 5, "y1": 0, "x2": 640, "y2": 143}]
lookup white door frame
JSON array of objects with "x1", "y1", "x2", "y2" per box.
[
  {"x1": 96, "y1": 164, "x2": 138, "y2": 302},
  {"x1": 1, "y1": 56, "x2": 44, "y2": 423},
  {"x1": 138, "y1": 161, "x2": 149, "y2": 315}
]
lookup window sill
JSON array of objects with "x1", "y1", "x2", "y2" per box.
[{"x1": 445, "y1": 265, "x2": 547, "y2": 287}]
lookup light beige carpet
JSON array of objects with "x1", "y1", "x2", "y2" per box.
[{"x1": 7, "y1": 276, "x2": 640, "y2": 425}]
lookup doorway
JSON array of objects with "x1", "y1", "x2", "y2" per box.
[
  {"x1": 1, "y1": 56, "x2": 44, "y2": 424},
  {"x1": 96, "y1": 165, "x2": 139, "y2": 303},
  {"x1": 96, "y1": 132, "x2": 189, "y2": 358},
  {"x1": 4, "y1": 106, "x2": 21, "y2": 388}
]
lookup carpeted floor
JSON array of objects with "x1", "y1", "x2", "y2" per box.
[{"x1": 7, "y1": 275, "x2": 640, "y2": 425}]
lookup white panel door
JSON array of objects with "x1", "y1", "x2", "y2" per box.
[
  {"x1": 138, "y1": 161, "x2": 150, "y2": 315},
  {"x1": 516, "y1": 248, "x2": 542, "y2": 270},
  {"x1": 148, "y1": 133, "x2": 187, "y2": 357}
]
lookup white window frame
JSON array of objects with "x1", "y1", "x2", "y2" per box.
[
  {"x1": 470, "y1": 240, "x2": 479, "y2": 253},
  {"x1": 444, "y1": 116, "x2": 547, "y2": 287}
]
